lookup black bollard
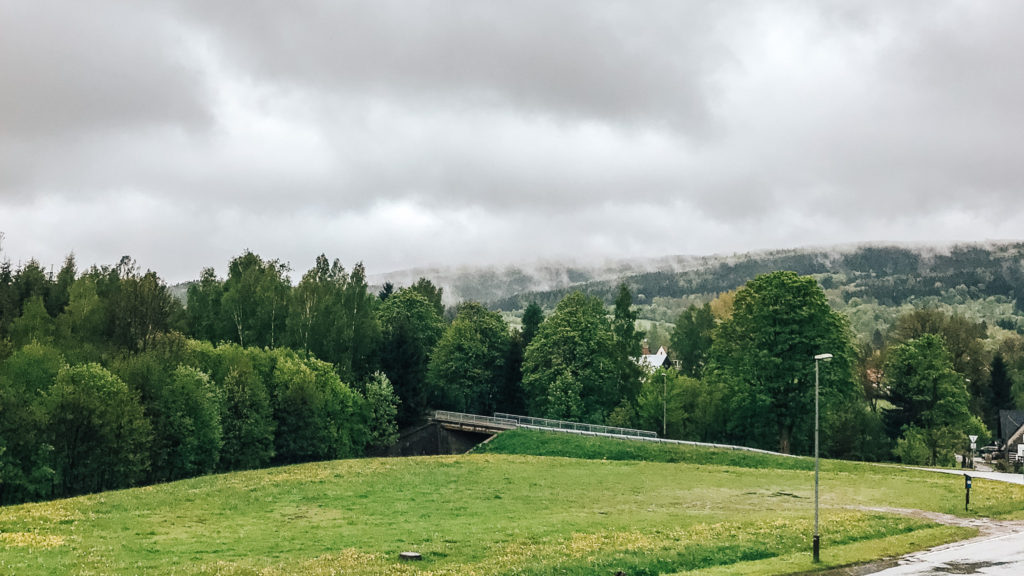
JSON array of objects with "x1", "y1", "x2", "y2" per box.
[{"x1": 964, "y1": 474, "x2": 972, "y2": 512}]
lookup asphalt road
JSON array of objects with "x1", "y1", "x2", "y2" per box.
[
  {"x1": 863, "y1": 467, "x2": 1024, "y2": 575},
  {"x1": 867, "y1": 530, "x2": 1024, "y2": 575}
]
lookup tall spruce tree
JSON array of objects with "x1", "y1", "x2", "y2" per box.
[{"x1": 611, "y1": 283, "x2": 644, "y2": 406}]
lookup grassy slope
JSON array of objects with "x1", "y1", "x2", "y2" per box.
[{"x1": 2, "y1": 430, "x2": 1021, "y2": 576}]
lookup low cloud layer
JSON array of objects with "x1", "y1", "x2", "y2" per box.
[{"x1": 2, "y1": 1, "x2": 1023, "y2": 282}]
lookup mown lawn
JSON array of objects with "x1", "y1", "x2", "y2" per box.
[{"x1": 1, "y1": 429, "x2": 1021, "y2": 575}]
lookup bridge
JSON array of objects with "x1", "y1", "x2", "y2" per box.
[
  {"x1": 391, "y1": 410, "x2": 786, "y2": 458},
  {"x1": 432, "y1": 411, "x2": 519, "y2": 434},
  {"x1": 385, "y1": 411, "x2": 657, "y2": 456}
]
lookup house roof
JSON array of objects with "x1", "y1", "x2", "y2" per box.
[
  {"x1": 999, "y1": 410, "x2": 1024, "y2": 444},
  {"x1": 637, "y1": 346, "x2": 670, "y2": 371}
]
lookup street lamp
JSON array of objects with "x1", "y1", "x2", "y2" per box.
[
  {"x1": 813, "y1": 352, "x2": 833, "y2": 563},
  {"x1": 662, "y1": 371, "x2": 667, "y2": 438}
]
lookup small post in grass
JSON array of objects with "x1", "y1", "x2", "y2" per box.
[{"x1": 964, "y1": 474, "x2": 972, "y2": 512}]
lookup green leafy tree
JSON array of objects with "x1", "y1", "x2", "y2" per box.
[
  {"x1": 634, "y1": 369, "x2": 726, "y2": 441},
  {"x1": 408, "y1": 278, "x2": 444, "y2": 317},
  {"x1": 521, "y1": 302, "x2": 544, "y2": 347},
  {"x1": 111, "y1": 333, "x2": 220, "y2": 483},
  {"x1": 286, "y1": 256, "x2": 380, "y2": 383},
  {"x1": 377, "y1": 290, "x2": 444, "y2": 425},
  {"x1": 362, "y1": 371, "x2": 400, "y2": 450},
  {"x1": 213, "y1": 345, "x2": 276, "y2": 471},
  {"x1": 990, "y1": 352, "x2": 1014, "y2": 415},
  {"x1": 155, "y1": 366, "x2": 222, "y2": 480},
  {"x1": 221, "y1": 251, "x2": 290, "y2": 348},
  {"x1": 0, "y1": 343, "x2": 64, "y2": 504},
  {"x1": 545, "y1": 369, "x2": 585, "y2": 421},
  {"x1": 0, "y1": 261, "x2": 19, "y2": 338},
  {"x1": 606, "y1": 399, "x2": 637, "y2": 429},
  {"x1": 8, "y1": 295, "x2": 54, "y2": 346},
  {"x1": 889, "y1": 309, "x2": 989, "y2": 419},
  {"x1": 636, "y1": 368, "x2": 689, "y2": 438},
  {"x1": 337, "y1": 262, "x2": 381, "y2": 383},
  {"x1": 427, "y1": 302, "x2": 510, "y2": 414},
  {"x1": 186, "y1": 267, "x2": 225, "y2": 343},
  {"x1": 42, "y1": 363, "x2": 152, "y2": 496},
  {"x1": 13, "y1": 259, "x2": 50, "y2": 312},
  {"x1": 883, "y1": 334, "x2": 986, "y2": 466},
  {"x1": 501, "y1": 329, "x2": 528, "y2": 415},
  {"x1": 670, "y1": 303, "x2": 715, "y2": 378},
  {"x1": 288, "y1": 255, "x2": 339, "y2": 360},
  {"x1": 270, "y1": 351, "x2": 365, "y2": 463},
  {"x1": 611, "y1": 283, "x2": 644, "y2": 406},
  {"x1": 501, "y1": 302, "x2": 545, "y2": 415},
  {"x1": 96, "y1": 257, "x2": 181, "y2": 351},
  {"x1": 54, "y1": 276, "x2": 106, "y2": 360},
  {"x1": 522, "y1": 292, "x2": 617, "y2": 422},
  {"x1": 45, "y1": 254, "x2": 76, "y2": 317},
  {"x1": 709, "y1": 271, "x2": 857, "y2": 454}
]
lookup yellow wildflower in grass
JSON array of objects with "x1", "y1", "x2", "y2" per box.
[{"x1": 0, "y1": 532, "x2": 66, "y2": 549}]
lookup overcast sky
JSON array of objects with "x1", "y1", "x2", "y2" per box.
[{"x1": 2, "y1": 1, "x2": 1023, "y2": 283}]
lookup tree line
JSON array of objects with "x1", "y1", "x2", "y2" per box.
[
  {"x1": 658, "y1": 273, "x2": 1022, "y2": 465},
  {"x1": 491, "y1": 243, "x2": 1024, "y2": 314},
  {"x1": 3, "y1": 250, "x2": 1023, "y2": 506}
]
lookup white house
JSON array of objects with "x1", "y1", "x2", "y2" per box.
[{"x1": 636, "y1": 342, "x2": 672, "y2": 372}]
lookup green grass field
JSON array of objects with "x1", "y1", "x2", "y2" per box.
[{"x1": 2, "y1": 429, "x2": 1022, "y2": 575}]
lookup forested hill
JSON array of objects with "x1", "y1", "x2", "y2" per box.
[
  {"x1": 366, "y1": 255, "x2": 709, "y2": 306},
  {"x1": 485, "y1": 243, "x2": 1024, "y2": 313}
]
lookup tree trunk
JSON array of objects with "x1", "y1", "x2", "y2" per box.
[{"x1": 779, "y1": 425, "x2": 792, "y2": 455}]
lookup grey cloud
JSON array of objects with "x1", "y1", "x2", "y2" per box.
[
  {"x1": 3, "y1": 1, "x2": 1024, "y2": 279},
  {"x1": 0, "y1": 1, "x2": 209, "y2": 139},
  {"x1": 176, "y1": 0, "x2": 726, "y2": 134}
]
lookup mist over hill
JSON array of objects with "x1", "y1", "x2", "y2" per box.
[
  {"x1": 366, "y1": 254, "x2": 712, "y2": 305},
  {"x1": 370, "y1": 242, "x2": 1024, "y2": 308}
]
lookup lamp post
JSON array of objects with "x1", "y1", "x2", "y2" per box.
[
  {"x1": 662, "y1": 371, "x2": 667, "y2": 438},
  {"x1": 813, "y1": 353, "x2": 833, "y2": 563}
]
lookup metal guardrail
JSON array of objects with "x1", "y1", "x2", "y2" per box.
[
  {"x1": 433, "y1": 411, "x2": 519, "y2": 428},
  {"x1": 517, "y1": 425, "x2": 795, "y2": 457},
  {"x1": 434, "y1": 410, "x2": 790, "y2": 457},
  {"x1": 494, "y1": 412, "x2": 658, "y2": 439}
]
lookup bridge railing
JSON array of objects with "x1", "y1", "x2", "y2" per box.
[
  {"x1": 493, "y1": 412, "x2": 658, "y2": 438},
  {"x1": 434, "y1": 411, "x2": 519, "y2": 428}
]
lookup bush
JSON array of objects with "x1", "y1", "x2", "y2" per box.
[{"x1": 43, "y1": 363, "x2": 152, "y2": 496}]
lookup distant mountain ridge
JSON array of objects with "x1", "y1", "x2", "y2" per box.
[
  {"x1": 366, "y1": 254, "x2": 711, "y2": 305},
  {"x1": 369, "y1": 242, "x2": 1024, "y2": 314}
]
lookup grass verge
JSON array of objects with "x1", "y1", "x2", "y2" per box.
[{"x1": 1, "y1": 429, "x2": 1020, "y2": 575}]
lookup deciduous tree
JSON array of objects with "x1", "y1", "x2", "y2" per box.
[
  {"x1": 709, "y1": 271, "x2": 857, "y2": 454},
  {"x1": 883, "y1": 334, "x2": 986, "y2": 465},
  {"x1": 377, "y1": 289, "x2": 444, "y2": 425},
  {"x1": 889, "y1": 309, "x2": 989, "y2": 418},
  {"x1": 0, "y1": 343, "x2": 63, "y2": 504},
  {"x1": 221, "y1": 252, "x2": 290, "y2": 349},
  {"x1": 42, "y1": 363, "x2": 152, "y2": 496},
  {"x1": 522, "y1": 292, "x2": 617, "y2": 422},
  {"x1": 155, "y1": 366, "x2": 222, "y2": 480},
  {"x1": 427, "y1": 302, "x2": 510, "y2": 414},
  {"x1": 186, "y1": 267, "x2": 225, "y2": 343}
]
